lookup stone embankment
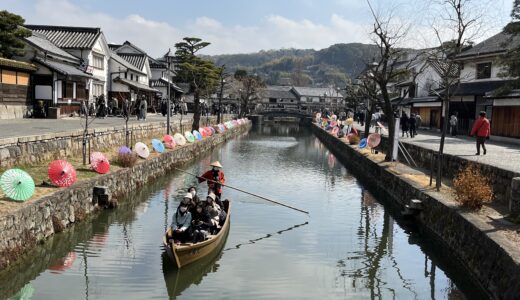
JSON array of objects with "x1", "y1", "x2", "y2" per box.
[
  {"x1": 312, "y1": 124, "x2": 520, "y2": 300},
  {"x1": 0, "y1": 117, "x2": 226, "y2": 168},
  {"x1": 0, "y1": 120, "x2": 250, "y2": 271}
]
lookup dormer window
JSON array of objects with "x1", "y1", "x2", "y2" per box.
[{"x1": 476, "y1": 62, "x2": 491, "y2": 79}]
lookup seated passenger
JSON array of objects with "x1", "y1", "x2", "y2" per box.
[
  {"x1": 205, "y1": 193, "x2": 221, "y2": 232},
  {"x1": 191, "y1": 203, "x2": 211, "y2": 242},
  {"x1": 180, "y1": 192, "x2": 196, "y2": 213},
  {"x1": 188, "y1": 186, "x2": 200, "y2": 204},
  {"x1": 167, "y1": 204, "x2": 192, "y2": 243}
]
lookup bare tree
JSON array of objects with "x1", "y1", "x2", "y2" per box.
[
  {"x1": 232, "y1": 71, "x2": 265, "y2": 117},
  {"x1": 428, "y1": 0, "x2": 481, "y2": 190},
  {"x1": 346, "y1": 70, "x2": 382, "y2": 138},
  {"x1": 366, "y1": 0, "x2": 413, "y2": 161}
]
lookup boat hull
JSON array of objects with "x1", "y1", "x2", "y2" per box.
[{"x1": 163, "y1": 200, "x2": 231, "y2": 268}]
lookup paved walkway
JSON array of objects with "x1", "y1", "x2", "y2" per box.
[
  {"x1": 353, "y1": 123, "x2": 520, "y2": 174},
  {"x1": 0, "y1": 113, "x2": 211, "y2": 139}
]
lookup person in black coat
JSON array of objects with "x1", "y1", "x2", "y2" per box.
[
  {"x1": 401, "y1": 112, "x2": 410, "y2": 138},
  {"x1": 409, "y1": 113, "x2": 417, "y2": 138}
]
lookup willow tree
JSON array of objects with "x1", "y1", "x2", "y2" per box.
[{"x1": 174, "y1": 37, "x2": 219, "y2": 130}]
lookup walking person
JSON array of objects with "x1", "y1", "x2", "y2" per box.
[
  {"x1": 409, "y1": 113, "x2": 417, "y2": 138},
  {"x1": 450, "y1": 112, "x2": 458, "y2": 136},
  {"x1": 401, "y1": 112, "x2": 409, "y2": 138},
  {"x1": 470, "y1": 111, "x2": 491, "y2": 155}
]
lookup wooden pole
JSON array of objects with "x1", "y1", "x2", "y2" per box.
[{"x1": 174, "y1": 167, "x2": 309, "y2": 215}]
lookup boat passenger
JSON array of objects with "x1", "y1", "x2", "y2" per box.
[
  {"x1": 168, "y1": 204, "x2": 192, "y2": 243},
  {"x1": 205, "y1": 193, "x2": 221, "y2": 232},
  {"x1": 180, "y1": 192, "x2": 196, "y2": 213},
  {"x1": 198, "y1": 161, "x2": 226, "y2": 200},
  {"x1": 191, "y1": 203, "x2": 212, "y2": 242},
  {"x1": 188, "y1": 186, "x2": 200, "y2": 204}
]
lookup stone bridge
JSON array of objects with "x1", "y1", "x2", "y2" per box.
[{"x1": 248, "y1": 108, "x2": 313, "y2": 125}]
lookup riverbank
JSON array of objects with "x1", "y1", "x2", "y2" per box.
[
  {"x1": 0, "y1": 120, "x2": 251, "y2": 272},
  {"x1": 312, "y1": 124, "x2": 520, "y2": 299}
]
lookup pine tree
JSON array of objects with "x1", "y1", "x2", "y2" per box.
[
  {"x1": 174, "y1": 38, "x2": 219, "y2": 130},
  {"x1": 0, "y1": 10, "x2": 31, "y2": 58},
  {"x1": 499, "y1": 0, "x2": 520, "y2": 92}
]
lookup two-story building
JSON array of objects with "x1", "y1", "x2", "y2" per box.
[
  {"x1": 108, "y1": 41, "x2": 158, "y2": 110},
  {"x1": 26, "y1": 25, "x2": 111, "y2": 107},
  {"x1": 262, "y1": 86, "x2": 298, "y2": 109},
  {"x1": 291, "y1": 86, "x2": 344, "y2": 113},
  {"x1": 454, "y1": 32, "x2": 520, "y2": 139},
  {"x1": 18, "y1": 29, "x2": 93, "y2": 116},
  {"x1": 148, "y1": 50, "x2": 185, "y2": 104}
]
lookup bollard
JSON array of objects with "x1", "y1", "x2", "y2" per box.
[{"x1": 510, "y1": 178, "x2": 520, "y2": 217}]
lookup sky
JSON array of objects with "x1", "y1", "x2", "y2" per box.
[{"x1": 2, "y1": 0, "x2": 514, "y2": 57}]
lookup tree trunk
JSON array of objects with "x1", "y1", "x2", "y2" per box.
[
  {"x1": 436, "y1": 95, "x2": 450, "y2": 190},
  {"x1": 364, "y1": 103, "x2": 376, "y2": 139},
  {"x1": 381, "y1": 90, "x2": 395, "y2": 161},
  {"x1": 192, "y1": 90, "x2": 201, "y2": 131}
]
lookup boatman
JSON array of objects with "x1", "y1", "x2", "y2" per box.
[{"x1": 198, "y1": 161, "x2": 225, "y2": 200}]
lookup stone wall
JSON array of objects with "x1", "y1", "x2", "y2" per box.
[
  {"x1": 0, "y1": 121, "x2": 251, "y2": 271},
  {"x1": 0, "y1": 116, "x2": 232, "y2": 168},
  {"x1": 313, "y1": 125, "x2": 520, "y2": 300},
  {"x1": 360, "y1": 131, "x2": 520, "y2": 205}
]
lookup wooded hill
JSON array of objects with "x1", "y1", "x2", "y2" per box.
[{"x1": 206, "y1": 43, "x2": 380, "y2": 87}]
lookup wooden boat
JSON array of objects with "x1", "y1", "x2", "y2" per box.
[{"x1": 163, "y1": 200, "x2": 231, "y2": 268}]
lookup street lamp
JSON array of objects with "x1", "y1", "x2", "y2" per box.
[{"x1": 165, "y1": 48, "x2": 175, "y2": 134}]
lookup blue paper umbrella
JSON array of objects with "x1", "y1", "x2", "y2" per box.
[
  {"x1": 193, "y1": 130, "x2": 203, "y2": 141},
  {"x1": 151, "y1": 139, "x2": 165, "y2": 153},
  {"x1": 359, "y1": 138, "x2": 368, "y2": 149}
]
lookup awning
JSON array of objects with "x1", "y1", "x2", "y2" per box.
[
  {"x1": 441, "y1": 80, "x2": 513, "y2": 96},
  {"x1": 114, "y1": 77, "x2": 158, "y2": 92},
  {"x1": 391, "y1": 97, "x2": 412, "y2": 106},
  {"x1": 34, "y1": 57, "x2": 92, "y2": 78},
  {"x1": 410, "y1": 96, "x2": 439, "y2": 103}
]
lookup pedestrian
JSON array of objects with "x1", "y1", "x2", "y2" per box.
[
  {"x1": 80, "y1": 100, "x2": 87, "y2": 117},
  {"x1": 401, "y1": 112, "x2": 409, "y2": 138},
  {"x1": 415, "y1": 113, "x2": 422, "y2": 130},
  {"x1": 139, "y1": 98, "x2": 147, "y2": 121},
  {"x1": 161, "y1": 99, "x2": 167, "y2": 117},
  {"x1": 409, "y1": 113, "x2": 417, "y2": 138},
  {"x1": 359, "y1": 111, "x2": 365, "y2": 126},
  {"x1": 450, "y1": 112, "x2": 458, "y2": 136},
  {"x1": 470, "y1": 111, "x2": 491, "y2": 155}
]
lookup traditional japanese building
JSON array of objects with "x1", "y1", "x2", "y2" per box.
[
  {"x1": 0, "y1": 58, "x2": 37, "y2": 119},
  {"x1": 25, "y1": 25, "x2": 111, "y2": 106},
  {"x1": 108, "y1": 41, "x2": 158, "y2": 110}
]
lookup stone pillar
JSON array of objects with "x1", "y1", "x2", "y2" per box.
[{"x1": 510, "y1": 177, "x2": 520, "y2": 217}]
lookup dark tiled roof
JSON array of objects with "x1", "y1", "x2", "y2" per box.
[
  {"x1": 410, "y1": 96, "x2": 439, "y2": 103},
  {"x1": 451, "y1": 80, "x2": 512, "y2": 96},
  {"x1": 118, "y1": 54, "x2": 146, "y2": 70},
  {"x1": 109, "y1": 51, "x2": 144, "y2": 74},
  {"x1": 150, "y1": 79, "x2": 185, "y2": 93},
  {"x1": 265, "y1": 86, "x2": 297, "y2": 99},
  {"x1": 457, "y1": 32, "x2": 520, "y2": 59},
  {"x1": 428, "y1": 59, "x2": 459, "y2": 78},
  {"x1": 114, "y1": 77, "x2": 157, "y2": 92},
  {"x1": 34, "y1": 57, "x2": 91, "y2": 77},
  {"x1": 108, "y1": 44, "x2": 122, "y2": 51},
  {"x1": 25, "y1": 31, "x2": 79, "y2": 62},
  {"x1": 292, "y1": 86, "x2": 343, "y2": 98},
  {"x1": 0, "y1": 57, "x2": 37, "y2": 71},
  {"x1": 25, "y1": 25, "x2": 101, "y2": 49},
  {"x1": 149, "y1": 56, "x2": 166, "y2": 69}
]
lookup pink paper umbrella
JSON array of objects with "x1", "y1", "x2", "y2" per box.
[
  {"x1": 48, "y1": 160, "x2": 77, "y2": 187},
  {"x1": 90, "y1": 152, "x2": 110, "y2": 174}
]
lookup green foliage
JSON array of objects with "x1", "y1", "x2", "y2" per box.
[
  {"x1": 234, "y1": 69, "x2": 247, "y2": 80},
  {"x1": 498, "y1": 1, "x2": 520, "y2": 93},
  {"x1": 207, "y1": 43, "x2": 380, "y2": 86},
  {"x1": 0, "y1": 10, "x2": 31, "y2": 58},
  {"x1": 174, "y1": 37, "x2": 219, "y2": 130}
]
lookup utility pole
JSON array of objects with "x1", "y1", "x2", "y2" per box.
[
  {"x1": 165, "y1": 48, "x2": 174, "y2": 135},
  {"x1": 218, "y1": 64, "x2": 226, "y2": 123}
]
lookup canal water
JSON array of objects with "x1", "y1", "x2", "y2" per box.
[{"x1": 1, "y1": 124, "x2": 487, "y2": 300}]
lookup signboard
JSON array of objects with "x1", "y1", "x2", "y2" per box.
[
  {"x1": 392, "y1": 118, "x2": 400, "y2": 161},
  {"x1": 35, "y1": 85, "x2": 52, "y2": 100}
]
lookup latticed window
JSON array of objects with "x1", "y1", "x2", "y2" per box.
[{"x1": 92, "y1": 54, "x2": 104, "y2": 69}]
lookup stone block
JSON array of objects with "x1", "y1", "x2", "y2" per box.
[{"x1": 510, "y1": 178, "x2": 520, "y2": 217}]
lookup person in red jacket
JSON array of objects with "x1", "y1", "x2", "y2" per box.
[
  {"x1": 198, "y1": 161, "x2": 225, "y2": 200},
  {"x1": 470, "y1": 111, "x2": 491, "y2": 155}
]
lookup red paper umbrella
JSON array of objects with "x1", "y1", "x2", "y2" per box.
[
  {"x1": 90, "y1": 152, "x2": 110, "y2": 174},
  {"x1": 48, "y1": 160, "x2": 77, "y2": 187}
]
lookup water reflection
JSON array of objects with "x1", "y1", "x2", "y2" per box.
[{"x1": 0, "y1": 123, "x2": 488, "y2": 299}]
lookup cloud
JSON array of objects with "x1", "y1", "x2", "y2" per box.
[
  {"x1": 7, "y1": 0, "x2": 374, "y2": 56},
  {"x1": 5, "y1": 0, "x2": 511, "y2": 57}
]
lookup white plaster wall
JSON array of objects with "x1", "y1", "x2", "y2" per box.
[{"x1": 459, "y1": 57, "x2": 509, "y2": 82}]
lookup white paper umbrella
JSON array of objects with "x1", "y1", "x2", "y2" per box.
[
  {"x1": 134, "y1": 142, "x2": 150, "y2": 158},
  {"x1": 173, "y1": 133, "x2": 186, "y2": 146}
]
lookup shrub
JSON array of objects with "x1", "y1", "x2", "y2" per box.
[
  {"x1": 453, "y1": 164, "x2": 493, "y2": 209},
  {"x1": 117, "y1": 152, "x2": 138, "y2": 168},
  {"x1": 349, "y1": 135, "x2": 360, "y2": 145}
]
